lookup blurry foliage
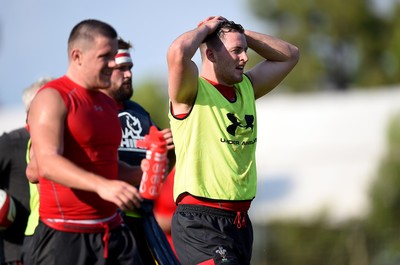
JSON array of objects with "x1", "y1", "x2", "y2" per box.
[
  {"x1": 247, "y1": 0, "x2": 400, "y2": 91},
  {"x1": 251, "y1": 112, "x2": 400, "y2": 265},
  {"x1": 366, "y1": 113, "x2": 400, "y2": 264},
  {"x1": 131, "y1": 80, "x2": 170, "y2": 129},
  {"x1": 253, "y1": 220, "x2": 368, "y2": 265}
]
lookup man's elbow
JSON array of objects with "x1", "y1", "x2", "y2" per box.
[
  {"x1": 289, "y1": 45, "x2": 300, "y2": 65},
  {"x1": 26, "y1": 165, "x2": 39, "y2": 184}
]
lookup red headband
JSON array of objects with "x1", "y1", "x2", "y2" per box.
[{"x1": 115, "y1": 49, "x2": 132, "y2": 65}]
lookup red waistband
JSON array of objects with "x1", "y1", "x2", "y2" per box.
[
  {"x1": 41, "y1": 212, "x2": 123, "y2": 233},
  {"x1": 178, "y1": 194, "x2": 251, "y2": 212},
  {"x1": 42, "y1": 213, "x2": 123, "y2": 259}
]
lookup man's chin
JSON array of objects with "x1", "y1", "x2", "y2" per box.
[
  {"x1": 124, "y1": 90, "x2": 133, "y2": 99},
  {"x1": 121, "y1": 82, "x2": 132, "y2": 88},
  {"x1": 122, "y1": 85, "x2": 133, "y2": 93}
]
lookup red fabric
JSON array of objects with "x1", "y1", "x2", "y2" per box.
[
  {"x1": 202, "y1": 77, "x2": 236, "y2": 101},
  {"x1": 153, "y1": 167, "x2": 177, "y2": 253},
  {"x1": 41, "y1": 213, "x2": 122, "y2": 233},
  {"x1": 170, "y1": 78, "x2": 235, "y2": 119},
  {"x1": 178, "y1": 194, "x2": 251, "y2": 212},
  {"x1": 178, "y1": 193, "x2": 251, "y2": 229},
  {"x1": 198, "y1": 259, "x2": 215, "y2": 265},
  {"x1": 170, "y1": 103, "x2": 188, "y2": 119},
  {"x1": 37, "y1": 76, "x2": 121, "y2": 220}
]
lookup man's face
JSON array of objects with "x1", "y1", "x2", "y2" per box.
[
  {"x1": 81, "y1": 35, "x2": 118, "y2": 89},
  {"x1": 213, "y1": 31, "x2": 248, "y2": 85},
  {"x1": 108, "y1": 62, "x2": 134, "y2": 103}
]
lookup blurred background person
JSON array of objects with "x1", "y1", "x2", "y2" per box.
[
  {"x1": 100, "y1": 37, "x2": 178, "y2": 264},
  {"x1": 0, "y1": 77, "x2": 51, "y2": 265}
]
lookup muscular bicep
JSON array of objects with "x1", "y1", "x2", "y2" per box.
[
  {"x1": 27, "y1": 88, "x2": 66, "y2": 175},
  {"x1": 247, "y1": 59, "x2": 297, "y2": 99},
  {"x1": 167, "y1": 44, "x2": 199, "y2": 115}
]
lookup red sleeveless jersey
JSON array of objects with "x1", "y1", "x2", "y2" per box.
[{"x1": 37, "y1": 76, "x2": 122, "y2": 220}]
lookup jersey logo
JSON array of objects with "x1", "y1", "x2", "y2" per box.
[
  {"x1": 226, "y1": 113, "x2": 254, "y2": 136},
  {"x1": 93, "y1": 105, "x2": 103, "y2": 112},
  {"x1": 215, "y1": 246, "x2": 229, "y2": 263},
  {"x1": 118, "y1": 112, "x2": 143, "y2": 150}
]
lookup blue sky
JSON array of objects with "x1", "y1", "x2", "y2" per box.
[{"x1": 0, "y1": 0, "x2": 266, "y2": 108}]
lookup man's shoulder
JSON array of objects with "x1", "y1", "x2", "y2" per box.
[
  {"x1": 36, "y1": 76, "x2": 71, "y2": 99},
  {"x1": 40, "y1": 76, "x2": 65, "y2": 90}
]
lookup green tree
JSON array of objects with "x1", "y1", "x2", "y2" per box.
[
  {"x1": 247, "y1": 0, "x2": 400, "y2": 91},
  {"x1": 131, "y1": 80, "x2": 170, "y2": 129},
  {"x1": 366, "y1": 113, "x2": 400, "y2": 264}
]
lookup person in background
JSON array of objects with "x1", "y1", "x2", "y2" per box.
[
  {"x1": 0, "y1": 78, "x2": 51, "y2": 265},
  {"x1": 101, "y1": 37, "x2": 178, "y2": 264},
  {"x1": 167, "y1": 16, "x2": 299, "y2": 264},
  {"x1": 25, "y1": 19, "x2": 145, "y2": 265}
]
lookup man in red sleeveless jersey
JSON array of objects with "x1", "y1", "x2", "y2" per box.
[{"x1": 25, "y1": 19, "x2": 144, "y2": 265}]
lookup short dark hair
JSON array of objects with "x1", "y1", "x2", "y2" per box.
[
  {"x1": 203, "y1": 20, "x2": 244, "y2": 44},
  {"x1": 118, "y1": 37, "x2": 132, "y2": 50},
  {"x1": 68, "y1": 19, "x2": 117, "y2": 50}
]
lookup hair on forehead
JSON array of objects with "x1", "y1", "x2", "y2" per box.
[
  {"x1": 68, "y1": 19, "x2": 118, "y2": 47},
  {"x1": 203, "y1": 20, "x2": 244, "y2": 44}
]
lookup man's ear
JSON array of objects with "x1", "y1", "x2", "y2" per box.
[
  {"x1": 205, "y1": 48, "x2": 216, "y2": 62},
  {"x1": 71, "y1": 49, "x2": 83, "y2": 65}
]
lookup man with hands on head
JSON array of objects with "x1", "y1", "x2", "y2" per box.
[{"x1": 167, "y1": 16, "x2": 299, "y2": 265}]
